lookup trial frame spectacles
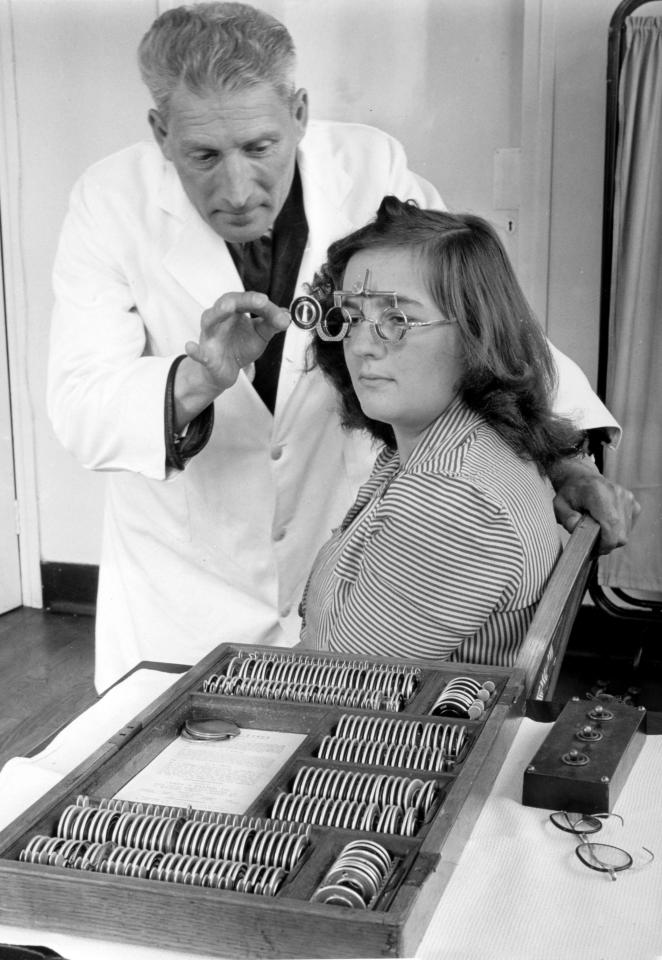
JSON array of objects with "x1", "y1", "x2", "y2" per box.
[{"x1": 289, "y1": 270, "x2": 457, "y2": 344}]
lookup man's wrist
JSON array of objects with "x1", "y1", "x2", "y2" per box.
[
  {"x1": 548, "y1": 447, "x2": 601, "y2": 492},
  {"x1": 173, "y1": 355, "x2": 230, "y2": 433},
  {"x1": 165, "y1": 356, "x2": 215, "y2": 470}
]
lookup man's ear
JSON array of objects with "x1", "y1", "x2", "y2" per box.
[
  {"x1": 292, "y1": 88, "x2": 309, "y2": 142},
  {"x1": 148, "y1": 108, "x2": 171, "y2": 159}
]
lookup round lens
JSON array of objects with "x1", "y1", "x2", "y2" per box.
[
  {"x1": 290, "y1": 295, "x2": 322, "y2": 330},
  {"x1": 377, "y1": 308, "x2": 408, "y2": 342},
  {"x1": 319, "y1": 306, "x2": 351, "y2": 342},
  {"x1": 550, "y1": 811, "x2": 603, "y2": 835},
  {"x1": 576, "y1": 842, "x2": 633, "y2": 873}
]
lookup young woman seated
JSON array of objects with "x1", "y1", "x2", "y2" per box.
[{"x1": 294, "y1": 196, "x2": 581, "y2": 666}]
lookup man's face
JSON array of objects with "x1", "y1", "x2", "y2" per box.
[{"x1": 150, "y1": 82, "x2": 308, "y2": 242}]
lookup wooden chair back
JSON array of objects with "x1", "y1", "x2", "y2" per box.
[{"x1": 515, "y1": 515, "x2": 601, "y2": 701}]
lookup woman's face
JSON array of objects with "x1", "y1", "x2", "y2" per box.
[{"x1": 341, "y1": 246, "x2": 464, "y2": 461}]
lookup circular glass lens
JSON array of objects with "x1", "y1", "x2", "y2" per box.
[
  {"x1": 291, "y1": 295, "x2": 322, "y2": 330},
  {"x1": 550, "y1": 812, "x2": 603, "y2": 835},
  {"x1": 320, "y1": 306, "x2": 351, "y2": 342},
  {"x1": 377, "y1": 308, "x2": 408, "y2": 342},
  {"x1": 575, "y1": 842, "x2": 633, "y2": 873}
]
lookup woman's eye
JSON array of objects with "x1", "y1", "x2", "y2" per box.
[{"x1": 382, "y1": 309, "x2": 408, "y2": 327}]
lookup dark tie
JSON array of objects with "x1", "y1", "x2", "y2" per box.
[
  {"x1": 227, "y1": 166, "x2": 308, "y2": 413},
  {"x1": 239, "y1": 234, "x2": 272, "y2": 295},
  {"x1": 227, "y1": 235, "x2": 281, "y2": 413}
]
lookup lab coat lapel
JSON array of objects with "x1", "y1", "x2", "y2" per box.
[
  {"x1": 276, "y1": 139, "x2": 355, "y2": 421},
  {"x1": 159, "y1": 161, "x2": 242, "y2": 308},
  {"x1": 157, "y1": 161, "x2": 271, "y2": 425}
]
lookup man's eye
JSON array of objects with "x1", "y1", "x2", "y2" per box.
[
  {"x1": 246, "y1": 142, "x2": 273, "y2": 157},
  {"x1": 190, "y1": 152, "x2": 217, "y2": 167}
]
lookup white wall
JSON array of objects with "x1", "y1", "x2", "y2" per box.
[
  {"x1": 5, "y1": 0, "x2": 157, "y2": 566},
  {"x1": 2, "y1": 0, "x2": 619, "y2": 578}
]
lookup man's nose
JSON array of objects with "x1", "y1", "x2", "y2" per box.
[{"x1": 219, "y1": 154, "x2": 252, "y2": 209}]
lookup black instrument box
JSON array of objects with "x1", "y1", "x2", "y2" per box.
[{"x1": 522, "y1": 697, "x2": 646, "y2": 813}]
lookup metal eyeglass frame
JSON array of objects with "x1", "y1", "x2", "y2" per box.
[
  {"x1": 549, "y1": 811, "x2": 653, "y2": 881},
  {"x1": 289, "y1": 270, "x2": 456, "y2": 343}
]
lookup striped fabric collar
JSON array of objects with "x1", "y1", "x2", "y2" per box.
[
  {"x1": 376, "y1": 395, "x2": 484, "y2": 474},
  {"x1": 341, "y1": 398, "x2": 483, "y2": 531}
]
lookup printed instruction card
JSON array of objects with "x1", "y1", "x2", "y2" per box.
[{"x1": 114, "y1": 728, "x2": 305, "y2": 813}]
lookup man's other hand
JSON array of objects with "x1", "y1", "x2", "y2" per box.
[{"x1": 550, "y1": 455, "x2": 641, "y2": 555}]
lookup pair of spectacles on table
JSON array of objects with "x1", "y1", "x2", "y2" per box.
[{"x1": 550, "y1": 811, "x2": 654, "y2": 881}]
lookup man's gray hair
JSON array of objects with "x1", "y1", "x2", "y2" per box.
[{"x1": 138, "y1": 2, "x2": 297, "y2": 117}]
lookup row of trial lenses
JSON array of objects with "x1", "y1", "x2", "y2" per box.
[
  {"x1": 430, "y1": 676, "x2": 496, "y2": 720},
  {"x1": 291, "y1": 765, "x2": 438, "y2": 815},
  {"x1": 58, "y1": 804, "x2": 309, "y2": 870},
  {"x1": 311, "y1": 839, "x2": 394, "y2": 910},
  {"x1": 76, "y1": 794, "x2": 309, "y2": 836},
  {"x1": 316, "y1": 735, "x2": 457, "y2": 773},
  {"x1": 202, "y1": 675, "x2": 405, "y2": 712},
  {"x1": 220, "y1": 652, "x2": 420, "y2": 698},
  {"x1": 174, "y1": 820, "x2": 308, "y2": 870},
  {"x1": 18, "y1": 837, "x2": 286, "y2": 895},
  {"x1": 151, "y1": 854, "x2": 286, "y2": 895},
  {"x1": 203, "y1": 653, "x2": 420, "y2": 704},
  {"x1": 20, "y1": 835, "x2": 93, "y2": 870},
  {"x1": 58, "y1": 804, "x2": 182, "y2": 853},
  {"x1": 271, "y1": 792, "x2": 420, "y2": 837},
  {"x1": 335, "y1": 713, "x2": 467, "y2": 757}
]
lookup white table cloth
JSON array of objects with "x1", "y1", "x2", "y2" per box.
[{"x1": 0, "y1": 670, "x2": 660, "y2": 960}]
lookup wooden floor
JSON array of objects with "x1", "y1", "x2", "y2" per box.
[
  {"x1": 0, "y1": 602, "x2": 660, "y2": 771},
  {"x1": 0, "y1": 607, "x2": 97, "y2": 769}
]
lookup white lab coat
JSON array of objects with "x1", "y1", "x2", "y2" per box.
[{"x1": 47, "y1": 121, "x2": 619, "y2": 692}]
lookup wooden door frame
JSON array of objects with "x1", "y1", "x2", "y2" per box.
[
  {"x1": 0, "y1": 0, "x2": 42, "y2": 608},
  {"x1": 518, "y1": 0, "x2": 556, "y2": 333}
]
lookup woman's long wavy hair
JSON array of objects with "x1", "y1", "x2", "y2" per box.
[{"x1": 309, "y1": 196, "x2": 581, "y2": 472}]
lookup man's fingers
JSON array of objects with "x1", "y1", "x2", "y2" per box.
[
  {"x1": 185, "y1": 339, "x2": 203, "y2": 363},
  {"x1": 552, "y1": 493, "x2": 583, "y2": 535},
  {"x1": 201, "y1": 291, "x2": 290, "y2": 335},
  {"x1": 598, "y1": 488, "x2": 641, "y2": 554}
]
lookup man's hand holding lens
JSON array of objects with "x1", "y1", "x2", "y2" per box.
[{"x1": 186, "y1": 291, "x2": 291, "y2": 392}]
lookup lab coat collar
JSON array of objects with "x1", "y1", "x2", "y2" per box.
[
  {"x1": 277, "y1": 127, "x2": 356, "y2": 419},
  {"x1": 159, "y1": 161, "x2": 243, "y2": 308}
]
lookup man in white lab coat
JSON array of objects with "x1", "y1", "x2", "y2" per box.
[{"x1": 47, "y1": 3, "x2": 633, "y2": 693}]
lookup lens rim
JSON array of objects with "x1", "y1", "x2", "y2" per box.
[
  {"x1": 376, "y1": 307, "x2": 409, "y2": 342},
  {"x1": 575, "y1": 841, "x2": 633, "y2": 873},
  {"x1": 319, "y1": 306, "x2": 351, "y2": 342},
  {"x1": 290, "y1": 295, "x2": 323, "y2": 331},
  {"x1": 549, "y1": 811, "x2": 604, "y2": 835}
]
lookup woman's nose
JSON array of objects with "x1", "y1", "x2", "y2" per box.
[{"x1": 346, "y1": 315, "x2": 385, "y2": 355}]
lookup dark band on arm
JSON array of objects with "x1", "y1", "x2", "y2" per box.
[
  {"x1": 164, "y1": 355, "x2": 215, "y2": 470},
  {"x1": 583, "y1": 428, "x2": 613, "y2": 458}
]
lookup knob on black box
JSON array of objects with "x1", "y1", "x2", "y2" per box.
[{"x1": 522, "y1": 697, "x2": 646, "y2": 813}]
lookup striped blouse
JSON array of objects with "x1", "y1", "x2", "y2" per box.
[{"x1": 300, "y1": 396, "x2": 561, "y2": 666}]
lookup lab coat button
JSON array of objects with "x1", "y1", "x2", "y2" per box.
[
  {"x1": 274, "y1": 528, "x2": 286, "y2": 542},
  {"x1": 271, "y1": 445, "x2": 283, "y2": 460}
]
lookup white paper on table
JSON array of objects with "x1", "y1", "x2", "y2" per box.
[{"x1": 114, "y1": 728, "x2": 306, "y2": 813}]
